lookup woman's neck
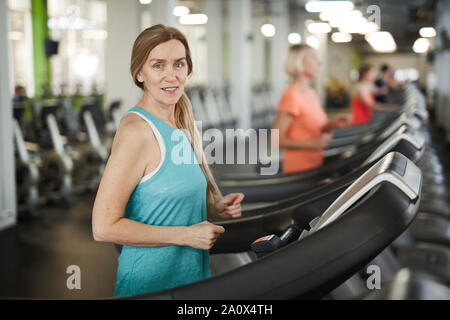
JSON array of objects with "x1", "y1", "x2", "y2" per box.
[
  {"x1": 137, "y1": 91, "x2": 176, "y2": 124},
  {"x1": 293, "y1": 75, "x2": 310, "y2": 91},
  {"x1": 361, "y1": 79, "x2": 373, "y2": 85}
]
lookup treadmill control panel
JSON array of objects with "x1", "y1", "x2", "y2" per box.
[{"x1": 309, "y1": 152, "x2": 422, "y2": 234}]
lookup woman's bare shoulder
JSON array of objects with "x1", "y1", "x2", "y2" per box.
[
  {"x1": 353, "y1": 82, "x2": 365, "y2": 96},
  {"x1": 120, "y1": 112, "x2": 149, "y2": 131},
  {"x1": 111, "y1": 113, "x2": 155, "y2": 153}
]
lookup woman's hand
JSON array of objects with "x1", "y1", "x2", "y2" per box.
[
  {"x1": 215, "y1": 193, "x2": 244, "y2": 219},
  {"x1": 330, "y1": 114, "x2": 352, "y2": 129},
  {"x1": 184, "y1": 221, "x2": 225, "y2": 250},
  {"x1": 322, "y1": 114, "x2": 351, "y2": 132},
  {"x1": 311, "y1": 132, "x2": 333, "y2": 149}
]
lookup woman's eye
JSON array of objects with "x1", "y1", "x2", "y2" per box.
[
  {"x1": 153, "y1": 63, "x2": 163, "y2": 69},
  {"x1": 176, "y1": 62, "x2": 185, "y2": 68}
]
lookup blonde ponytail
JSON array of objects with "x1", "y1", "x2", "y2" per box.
[{"x1": 175, "y1": 94, "x2": 223, "y2": 216}]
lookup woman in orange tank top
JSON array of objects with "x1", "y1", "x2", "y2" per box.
[
  {"x1": 351, "y1": 64, "x2": 400, "y2": 125},
  {"x1": 272, "y1": 44, "x2": 352, "y2": 174}
]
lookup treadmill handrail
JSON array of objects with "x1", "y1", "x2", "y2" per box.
[
  {"x1": 310, "y1": 152, "x2": 422, "y2": 233},
  {"x1": 362, "y1": 128, "x2": 424, "y2": 166},
  {"x1": 83, "y1": 110, "x2": 108, "y2": 161},
  {"x1": 219, "y1": 124, "x2": 419, "y2": 187},
  {"x1": 13, "y1": 120, "x2": 30, "y2": 163},
  {"x1": 46, "y1": 113, "x2": 74, "y2": 171},
  {"x1": 217, "y1": 105, "x2": 420, "y2": 184},
  {"x1": 377, "y1": 113, "x2": 409, "y2": 141}
]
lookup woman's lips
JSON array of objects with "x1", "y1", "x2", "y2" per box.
[{"x1": 161, "y1": 87, "x2": 178, "y2": 95}]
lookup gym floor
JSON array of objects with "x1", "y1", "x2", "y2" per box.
[
  {"x1": 0, "y1": 192, "x2": 117, "y2": 299},
  {"x1": 1, "y1": 116, "x2": 449, "y2": 300}
]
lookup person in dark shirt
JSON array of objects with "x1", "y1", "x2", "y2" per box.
[
  {"x1": 374, "y1": 65, "x2": 392, "y2": 103},
  {"x1": 374, "y1": 64, "x2": 404, "y2": 103}
]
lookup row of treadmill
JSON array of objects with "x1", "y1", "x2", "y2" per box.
[{"x1": 115, "y1": 83, "x2": 450, "y2": 300}]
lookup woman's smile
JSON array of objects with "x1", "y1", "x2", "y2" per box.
[{"x1": 161, "y1": 86, "x2": 179, "y2": 95}]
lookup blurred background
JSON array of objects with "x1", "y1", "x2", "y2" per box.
[
  {"x1": 4, "y1": 0, "x2": 442, "y2": 123},
  {"x1": 0, "y1": 0, "x2": 449, "y2": 299}
]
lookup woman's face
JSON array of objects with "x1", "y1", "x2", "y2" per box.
[
  {"x1": 137, "y1": 39, "x2": 189, "y2": 107},
  {"x1": 302, "y1": 48, "x2": 321, "y2": 79},
  {"x1": 364, "y1": 68, "x2": 378, "y2": 82}
]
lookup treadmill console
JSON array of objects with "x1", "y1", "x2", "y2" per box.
[
  {"x1": 309, "y1": 152, "x2": 422, "y2": 234},
  {"x1": 362, "y1": 128, "x2": 424, "y2": 166}
]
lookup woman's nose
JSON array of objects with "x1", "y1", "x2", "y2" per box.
[{"x1": 163, "y1": 66, "x2": 177, "y2": 80}]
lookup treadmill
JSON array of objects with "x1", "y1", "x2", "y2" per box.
[{"x1": 114, "y1": 152, "x2": 422, "y2": 299}]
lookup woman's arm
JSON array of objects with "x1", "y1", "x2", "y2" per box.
[
  {"x1": 272, "y1": 112, "x2": 332, "y2": 149},
  {"x1": 322, "y1": 114, "x2": 352, "y2": 132},
  {"x1": 356, "y1": 85, "x2": 399, "y2": 112},
  {"x1": 92, "y1": 117, "x2": 224, "y2": 250}
]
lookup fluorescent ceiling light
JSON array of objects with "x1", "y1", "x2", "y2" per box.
[
  {"x1": 413, "y1": 38, "x2": 430, "y2": 53},
  {"x1": 179, "y1": 14, "x2": 208, "y2": 25},
  {"x1": 320, "y1": 6, "x2": 354, "y2": 22},
  {"x1": 261, "y1": 24, "x2": 276, "y2": 37},
  {"x1": 173, "y1": 6, "x2": 190, "y2": 17},
  {"x1": 419, "y1": 27, "x2": 436, "y2": 38},
  {"x1": 338, "y1": 17, "x2": 367, "y2": 34},
  {"x1": 359, "y1": 22, "x2": 380, "y2": 35},
  {"x1": 319, "y1": 10, "x2": 334, "y2": 21},
  {"x1": 288, "y1": 32, "x2": 302, "y2": 44},
  {"x1": 365, "y1": 31, "x2": 397, "y2": 53},
  {"x1": 307, "y1": 22, "x2": 331, "y2": 34},
  {"x1": 338, "y1": 18, "x2": 378, "y2": 35},
  {"x1": 329, "y1": 10, "x2": 362, "y2": 28},
  {"x1": 306, "y1": 35, "x2": 320, "y2": 49},
  {"x1": 305, "y1": 0, "x2": 354, "y2": 13},
  {"x1": 331, "y1": 32, "x2": 352, "y2": 43},
  {"x1": 140, "y1": 0, "x2": 152, "y2": 4}
]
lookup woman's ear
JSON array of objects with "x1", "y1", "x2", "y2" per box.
[{"x1": 137, "y1": 70, "x2": 144, "y2": 83}]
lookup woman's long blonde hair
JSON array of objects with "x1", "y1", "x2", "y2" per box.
[{"x1": 130, "y1": 24, "x2": 222, "y2": 215}]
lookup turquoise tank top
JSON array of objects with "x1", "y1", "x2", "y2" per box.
[{"x1": 114, "y1": 106, "x2": 210, "y2": 297}]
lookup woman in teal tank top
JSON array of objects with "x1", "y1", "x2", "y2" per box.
[{"x1": 92, "y1": 25, "x2": 244, "y2": 297}]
